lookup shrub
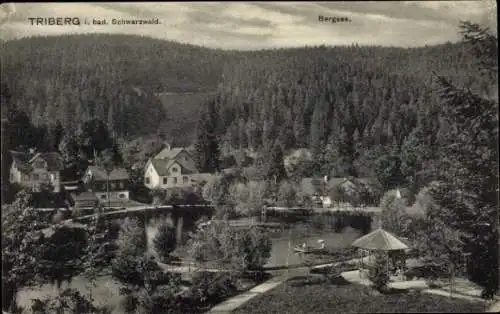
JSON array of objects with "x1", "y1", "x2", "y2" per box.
[
  {"x1": 188, "y1": 220, "x2": 272, "y2": 272},
  {"x1": 214, "y1": 205, "x2": 238, "y2": 220},
  {"x1": 111, "y1": 218, "x2": 147, "y2": 284},
  {"x1": 112, "y1": 253, "x2": 143, "y2": 285},
  {"x1": 136, "y1": 285, "x2": 182, "y2": 314},
  {"x1": 277, "y1": 180, "x2": 300, "y2": 207},
  {"x1": 116, "y1": 217, "x2": 147, "y2": 256},
  {"x1": 38, "y1": 226, "x2": 88, "y2": 287},
  {"x1": 113, "y1": 254, "x2": 180, "y2": 288},
  {"x1": 120, "y1": 292, "x2": 138, "y2": 314},
  {"x1": 153, "y1": 221, "x2": 177, "y2": 262},
  {"x1": 232, "y1": 181, "x2": 266, "y2": 218},
  {"x1": 119, "y1": 268, "x2": 182, "y2": 314},
  {"x1": 188, "y1": 271, "x2": 237, "y2": 306},
  {"x1": 239, "y1": 226, "x2": 272, "y2": 271},
  {"x1": 30, "y1": 288, "x2": 111, "y2": 314},
  {"x1": 379, "y1": 190, "x2": 408, "y2": 236},
  {"x1": 368, "y1": 252, "x2": 390, "y2": 292}
]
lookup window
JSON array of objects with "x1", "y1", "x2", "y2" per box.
[
  {"x1": 100, "y1": 194, "x2": 107, "y2": 199},
  {"x1": 183, "y1": 176, "x2": 188, "y2": 184},
  {"x1": 23, "y1": 174, "x2": 29, "y2": 181},
  {"x1": 34, "y1": 160, "x2": 45, "y2": 169},
  {"x1": 163, "y1": 177, "x2": 168, "y2": 185},
  {"x1": 110, "y1": 182, "x2": 116, "y2": 189},
  {"x1": 33, "y1": 173, "x2": 39, "y2": 180},
  {"x1": 171, "y1": 167, "x2": 178, "y2": 173},
  {"x1": 119, "y1": 182, "x2": 125, "y2": 189},
  {"x1": 173, "y1": 177, "x2": 177, "y2": 185},
  {"x1": 145, "y1": 177, "x2": 150, "y2": 184}
]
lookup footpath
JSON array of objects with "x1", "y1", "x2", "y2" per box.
[
  {"x1": 341, "y1": 269, "x2": 499, "y2": 304},
  {"x1": 207, "y1": 256, "x2": 498, "y2": 313},
  {"x1": 207, "y1": 259, "x2": 350, "y2": 313}
]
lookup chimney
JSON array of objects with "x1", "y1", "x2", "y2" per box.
[{"x1": 29, "y1": 147, "x2": 37, "y2": 154}]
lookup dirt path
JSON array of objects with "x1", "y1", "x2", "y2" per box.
[{"x1": 207, "y1": 259, "x2": 355, "y2": 313}]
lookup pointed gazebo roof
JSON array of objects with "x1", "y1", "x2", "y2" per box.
[{"x1": 352, "y1": 228, "x2": 409, "y2": 251}]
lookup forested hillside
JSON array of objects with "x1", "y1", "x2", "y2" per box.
[
  {"x1": 1, "y1": 34, "x2": 495, "y2": 145},
  {"x1": 1, "y1": 34, "x2": 226, "y2": 140},
  {"x1": 1, "y1": 35, "x2": 496, "y2": 163}
]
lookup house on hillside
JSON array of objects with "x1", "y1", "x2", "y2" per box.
[
  {"x1": 82, "y1": 165, "x2": 130, "y2": 203},
  {"x1": 300, "y1": 176, "x2": 379, "y2": 208},
  {"x1": 9, "y1": 151, "x2": 64, "y2": 193},
  {"x1": 329, "y1": 176, "x2": 381, "y2": 206},
  {"x1": 144, "y1": 146, "x2": 209, "y2": 190}
]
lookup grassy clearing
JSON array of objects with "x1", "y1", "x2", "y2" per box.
[{"x1": 233, "y1": 276, "x2": 488, "y2": 314}]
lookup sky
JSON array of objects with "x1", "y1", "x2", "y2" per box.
[{"x1": 0, "y1": 1, "x2": 497, "y2": 50}]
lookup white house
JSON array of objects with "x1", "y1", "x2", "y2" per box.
[
  {"x1": 9, "y1": 151, "x2": 64, "y2": 193},
  {"x1": 144, "y1": 147, "x2": 206, "y2": 190}
]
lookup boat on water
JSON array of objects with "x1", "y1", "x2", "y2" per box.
[
  {"x1": 293, "y1": 239, "x2": 326, "y2": 253},
  {"x1": 293, "y1": 246, "x2": 326, "y2": 253}
]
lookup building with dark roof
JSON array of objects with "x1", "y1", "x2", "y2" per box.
[
  {"x1": 82, "y1": 165, "x2": 130, "y2": 204},
  {"x1": 9, "y1": 150, "x2": 64, "y2": 192},
  {"x1": 144, "y1": 146, "x2": 204, "y2": 190}
]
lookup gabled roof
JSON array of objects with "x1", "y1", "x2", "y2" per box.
[
  {"x1": 30, "y1": 152, "x2": 64, "y2": 171},
  {"x1": 10, "y1": 151, "x2": 64, "y2": 172},
  {"x1": 352, "y1": 228, "x2": 409, "y2": 251},
  {"x1": 150, "y1": 147, "x2": 198, "y2": 175},
  {"x1": 150, "y1": 158, "x2": 197, "y2": 176},
  {"x1": 328, "y1": 177, "x2": 348, "y2": 187},
  {"x1": 155, "y1": 147, "x2": 185, "y2": 159},
  {"x1": 301, "y1": 177, "x2": 330, "y2": 196},
  {"x1": 150, "y1": 158, "x2": 175, "y2": 176},
  {"x1": 87, "y1": 166, "x2": 129, "y2": 181}
]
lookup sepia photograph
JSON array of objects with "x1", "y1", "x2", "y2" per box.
[{"x1": 0, "y1": 1, "x2": 498, "y2": 313}]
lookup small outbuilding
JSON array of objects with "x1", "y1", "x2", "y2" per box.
[{"x1": 352, "y1": 228, "x2": 410, "y2": 278}]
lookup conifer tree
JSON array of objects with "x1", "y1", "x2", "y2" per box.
[
  {"x1": 266, "y1": 141, "x2": 287, "y2": 185},
  {"x1": 430, "y1": 21, "x2": 498, "y2": 298},
  {"x1": 194, "y1": 99, "x2": 221, "y2": 173}
]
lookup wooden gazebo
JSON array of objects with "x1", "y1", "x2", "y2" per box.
[{"x1": 352, "y1": 228, "x2": 410, "y2": 278}]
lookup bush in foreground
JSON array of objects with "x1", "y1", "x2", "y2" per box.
[
  {"x1": 153, "y1": 221, "x2": 177, "y2": 262},
  {"x1": 187, "y1": 271, "x2": 237, "y2": 307},
  {"x1": 188, "y1": 220, "x2": 272, "y2": 273},
  {"x1": 31, "y1": 288, "x2": 111, "y2": 314},
  {"x1": 233, "y1": 276, "x2": 488, "y2": 314},
  {"x1": 368, "y1": 251, "x2": 390, "y2": 292}
]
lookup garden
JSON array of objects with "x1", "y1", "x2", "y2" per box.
[{"x1": 233, "y1": 275, "x2": 488, "y2": 314}]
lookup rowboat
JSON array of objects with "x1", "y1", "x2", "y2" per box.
[
  {"x1": 293, "y1": 246, "x2": 326, "y2": 253},
  {"x1": 293, "y1": 239, "x2": 326, "y2": 253}
]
